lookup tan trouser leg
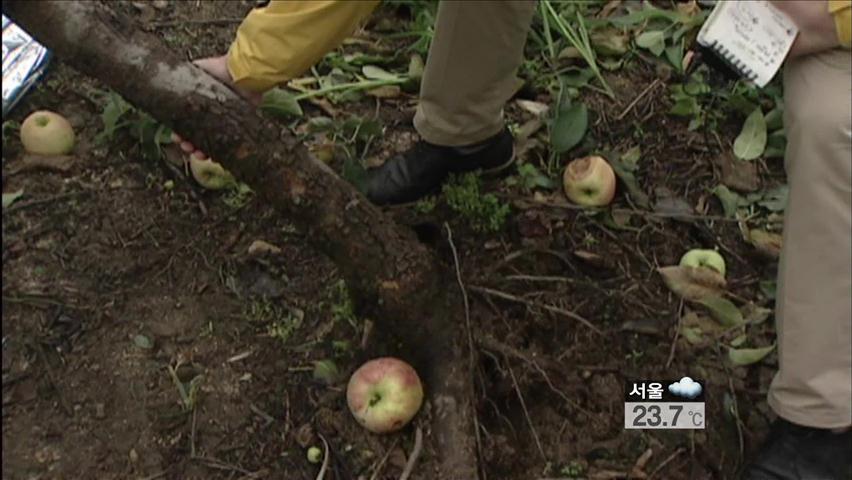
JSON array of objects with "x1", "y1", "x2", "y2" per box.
[
  {"x1": 413, "y1": 0, "x2": 536, "y2": 146},
  {"x1": 767, "y1": 49, "x2": 852, "y2": 429}
]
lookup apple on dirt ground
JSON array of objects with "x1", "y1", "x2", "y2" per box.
[
  {"x1": 188, "y1": 154, "x2": 235, "y2": 190},
  {"x1": 346, "y1": 357, "x2": 424, "y2": 434},
  {"x1": 19, "y1": 110, "x2": 75, "y2": 156},
  {"x1": 563, "y1": 155, "x2": 617, "y2": 207},
  {"x1": 680, "y1": 249, "x2": 726, "y2": 276}
]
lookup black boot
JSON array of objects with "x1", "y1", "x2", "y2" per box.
[
  {"x1": 364, "y1": 127, "x2": 514, "y2": 205},
  {"x1": 742, "y1": 418, "x2": 852, "y2": 480}
]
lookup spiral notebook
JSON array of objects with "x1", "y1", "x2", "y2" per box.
[{"x1": 697, "y1": 1, "x2": 798, "y2": 87}]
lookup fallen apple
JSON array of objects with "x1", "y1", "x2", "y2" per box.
[
  {"x1": 306, "y1": 446, "x2": 322, "y2": 464},
  {"x1": 680, "y1": 249, "x2": 726, "y2": 277},
  {"x1": 20, "y1": 110, "x2": 75, "y2": 155},
  {"x1": 346, "y1": 357, "x2": 423, "y2": 434},
  {"x1": 563, "y1": 155, "x2": 616, "y2": 207},
  {"x1": 188, "y1": 155, "x2": 235, "y2": 190}
]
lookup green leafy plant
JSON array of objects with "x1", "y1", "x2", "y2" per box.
[
  {"x1": 540, "y1": 0, "x2": 615, "y2": 98},
  {"x1": 443, "y1": 173, "x2": 510, "y2": 233},
  {"x1": 505, "y1": 163, "x2": 557, "y2": 192}
]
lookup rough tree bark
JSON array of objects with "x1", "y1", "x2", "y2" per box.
[{"x1": 2, "y1": 1, "x2": 478, "y2": 478}]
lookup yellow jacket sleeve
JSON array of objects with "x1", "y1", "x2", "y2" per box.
[
  {"x1": 828, "y1": 0, "x2": 852, "y2": 48},
  {"x1": 227, "y1": 0, "x2": 381, "y2": 92}
]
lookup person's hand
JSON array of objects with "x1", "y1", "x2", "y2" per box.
[
  {"x1": 193, "y1": 54, "x2": 263, "y2": 106},
  {"x1": 771, "y1": 1, "x2": 841, "y2": 58}
]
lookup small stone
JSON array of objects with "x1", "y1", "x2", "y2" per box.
[
  {"x1": 129, "y1": 448, "x2": 139, "y2": 463},
  {"x1": 94, "y1": 403, "x2": 106, "y2": 419},
  {"x1": 152, "y1": 0, "x2": 168, "y2": 9}
]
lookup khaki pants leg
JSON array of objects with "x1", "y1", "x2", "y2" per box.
[
  {"x1": 413, "y1": 0, "x2": 537, "y2": 146},
  {"x1": 767, "y1": 49, "x2": 852, "y2": 429}
]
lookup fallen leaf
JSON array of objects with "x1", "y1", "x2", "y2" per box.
[
  {"x1": 712, "y1": 185, "x2": 743, "y2": 218},
  {"x1": 654, "y1": 187, "x2": 693, "y2": 217},
  {"x1": 366, "y1": 85, "x2": 401, "y2": 98},
  {"x1": 742, "y1": 303, "x2": 772, "y2": 324},
  {"x1": 728, "y1": 344, "x2": 775, "y2": 366},
  {"x1": 658, "y1": 266, "x2": 726, "y2": 301},
  {"x1": 635, "y1": 30, "x2": 666, "y2": 56},
  {"x1": 591, "y1": 28, "x2": 630, "y2": 56},
  {"x1": 516, "y1": 99, "x2": 549, "y2": 117},
  {"x1": 717, "y1": 152, "x2": 759, "y2": 192},
  {"x1": 247, "y1": 240, "x2": 282, "y2": 257},
  {"x1": 697, "y1": 296, "x2": 743, "y2": 327},
  {"x1": 747, "y1": 229, "x2": 783, "y2": 258},
  {"x1": 734, "y1": 108, "x2": 767, "y2": 160},
  {"x1": 679, "y1": 311, "x2": 724, "y2": 348},
  {"x1": 362, "y1": 65, "x2": 399, "y2": 81},
  {"x1": 2, "y1": 189, "x2": 24, "y2": 209},
  {"x1": 551, "y1": 102, "x2": 588, "y2": 153},
  {"x1": 757, "y1": 185, "x2": 789, "y2": 212},
  {"x1": 312, "y1": 359, "x2": 340, "y2": 385},
  {"x1": 407, "y1": 54, "x2": 424, "y2": 79},
  {"x1": 261, "y1": 89, "x2": 303, "y2": 118}
]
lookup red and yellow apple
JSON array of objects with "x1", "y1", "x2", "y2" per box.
[
  {"x1": 563, "y1": 155, "x2": 616, "y2": 207},
  {"x1": 346, "y1": 357, "x2": 423, "y2": 434},
  {"x1": 20, "y1": 110, "x2": 75, "y2": 155}
]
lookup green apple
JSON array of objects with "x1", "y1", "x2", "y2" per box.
[
  {"x1": 20, "y1": 110, "x2": 75, "y2": 155},
  {"x1": 346, "y1": 357, "x2": 424, "y2": 434},
  {"x1": 563, "y1": 155, "x2": 616, "y2": 207},
  {"x1": 188, "y1": 155, "x2": 235, "y2": 190},
  {"x1": 306, "y1": 446, "x2": 322, "y2": 464},
  {"x1": 680, "y1": 249, "x2": 726, "y2": 276}
]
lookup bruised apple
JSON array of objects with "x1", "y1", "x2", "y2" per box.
[
  {"x1": 189, "y1": 154, "x2": 235, "y2": 190},
  {"x1": 346, "y1": 357, "x2": 423, "y2": 434},
  {"x1": 563, "y1": 155, "x2": 616, "y2": 207},
  {"x1": 20, "y1": 110, "x2": 75, "y2": 155}
]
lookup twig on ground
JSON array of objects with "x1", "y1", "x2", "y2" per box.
[
  {"x1": 3, "y1": 190, "x2": 90, "y2": 215},
  {"x1": 714, "y1": 343, "x2": 745, "y2": 460},
  {"x1": 191, "y1": 407, "x2": 198, "y2": 458},
  {"x1": 249, "y1": 403, "x2": 275, "y2": 427},
  {"x1": 35, "y1": 346, "x2": 73, "y2": 417},
  {"x1": 616, "y1": 78, "x2": 662, "y2": 120},
  {"x1": 506, "y1": 362, "x2": 546, "y2": 461},
  {"x1": 666, "y1": 299, "x2": 685, "y2": 368},
  {"x1": 444, "y1": 223, "x2": 486, "y2": 479},
  {"x1": 398, "y1": 426, "x2": 424, "y2": 480},
  {"x1": 316, "y1": 434, "x2": 330, "y2": 480},
  {"x1": 648, "y1": 447, "x2": 685, "y2": 479},
  {"x1": 368, "y1": 438, "x2": 400, "y2": 480},
  {"x1": 470, "y1": 285, "x2": 603, "y2": 335}
]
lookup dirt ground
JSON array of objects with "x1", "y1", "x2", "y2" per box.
[{"x1": 3, "y1": 1, "x2": 785, "y2": 479}]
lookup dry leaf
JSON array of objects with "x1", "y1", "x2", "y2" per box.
[
  {"x1": 247, "y1": 240, "x2": 282, "y2": 257},
  {"x1": 748, "y1": 229, "x2": 783, "y2": 258},
  {"x1": 658, "y1": 266, "x2": 726, "y2": 301},
  {"x1": 366, "y1": 85, "x2": 401, "y2": 98},
  {"x1": 516, "y1": 99, "x2": 549, "y2": 117}
]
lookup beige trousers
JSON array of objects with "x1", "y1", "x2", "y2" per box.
[
  {"x1": 768, "y1": 49, "x2": 852, "y2": 429},
  {"x1": 414, "y1": 0, "x2": 537, "y2": 146}
]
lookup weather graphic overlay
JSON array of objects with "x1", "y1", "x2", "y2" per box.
[{"x1": 624, "y1": 377, "x2": 705, "y2": 429}]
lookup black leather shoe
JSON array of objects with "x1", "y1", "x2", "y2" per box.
[
  {"x1": 364, "y1": 127, "x2": 514, "y2": 205},
  {"x1": 742, "y1": 419, "x2": 852, "y2": 480}
]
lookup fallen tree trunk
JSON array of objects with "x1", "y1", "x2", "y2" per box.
[{"x1": 2, "y1": 1, "x2": 477, "y2": 477}]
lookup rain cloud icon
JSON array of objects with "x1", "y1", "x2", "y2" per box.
[{"x1": 668, "y1": 377, "x2": 702, "y2": 399}]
